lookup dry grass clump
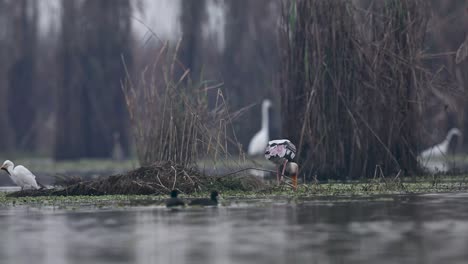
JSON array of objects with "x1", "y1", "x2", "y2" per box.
[
  {"x1": 122, "y1": 41, "x2": 234, "y2": 167},
  {"x1": 280, "y1": 0, "x2": 432, "y2": 179},
  {"x1": 53, "y1": 161, "x2": 207, "y2": 196}
]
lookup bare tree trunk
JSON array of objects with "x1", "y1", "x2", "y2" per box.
[
  {"x1": 0, "y1": 0, "x2": 15, "y2": 151},
  {"x1": 55, "y1": 0, "x2": 132, "y2": 160},
  {"x1": 0, "y1": 0, "x2": 38, "y2": 151},
  {"x1": 224, "y1": 0, "x2": 280, "y2": 149},
  {"x1": 55, "y1": 0, "x2": 87, "y2": 159},
  {"x1": 179, "y1": 0, "x2": 206, "y2": 80},
  {"x1": 80, "y1": 0, "x2": 132, "y2": 158}
]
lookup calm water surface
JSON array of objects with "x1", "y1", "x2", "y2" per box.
[{"x1": 1, "y1": 191, "x2": 468, "y2": 264}]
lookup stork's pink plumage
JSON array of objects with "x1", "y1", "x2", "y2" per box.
[{"x1": 264, "y1": 139, "x2": 299, "y2": 190}]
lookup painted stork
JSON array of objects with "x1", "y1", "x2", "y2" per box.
[
  {"x1": 248, "y1": 99, "x2": 272, "y2": 156},
  {"x1": 264, "y1": 139, "x2": 299, "y2": 190},
  {"x1": 165, "y1": 190, "x2": 186, "y2": 208},
  {"x1": 419, "y1": 128, "x2": 462, "y2": 160},
  {"x1": 189, "y1": 191, "x2": 219, "y2": 206},
  {"x1": 1, "y1": 160, "x2": 40, "y2": 190}
]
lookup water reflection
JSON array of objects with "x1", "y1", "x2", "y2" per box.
[{"x1": 1, "y1": 194, "x2": 468, "y2": 263}]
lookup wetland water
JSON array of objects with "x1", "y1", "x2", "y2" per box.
[{"x1": 1, "y1": 192, "x2": 468, "y2": 264}]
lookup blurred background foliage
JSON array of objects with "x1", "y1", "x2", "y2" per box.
[{"x1": 0, "y1": 0, "x2": 466, "y2": 179}]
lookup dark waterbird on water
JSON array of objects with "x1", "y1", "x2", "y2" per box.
[
  {"x1": 189, "y1": 191, "x2": 219, "y2": 206},
  {"x1": 165, "y1": 190, "x2": 186, "y2": 208}
]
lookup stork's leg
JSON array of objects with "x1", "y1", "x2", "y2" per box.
[
  {"x1": 276, "y1": 166, "x2": 280, "y2": 185},
  {"x1": 281, "y1": 160, "x2": 288, "y2": 182},
  {"x1": 292, "y1": 173, "x2": 297, "y2": 191}
]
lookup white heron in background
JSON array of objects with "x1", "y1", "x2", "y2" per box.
[
  {"x1": 418, "y1": 128, "x2": 462, "y2": 172},
  {"x1": 111, "y1": 132, "x2": 124, "y2": 161},
  {"x1": 419, "y1": 128, "x2": 462, "y2": 159},
  {"x1": 1, "y1": 160, "x2": 40, "y2": 190},
  {"x1": 248, "y1": 99, "x2": 272, "y2": 156},
  {"x1": 265, "y1": 139, "x2": 299, "y2": 190}
]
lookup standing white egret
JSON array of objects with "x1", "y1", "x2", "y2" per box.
[
  {"x1": 419, "y1": 128, "x2": 462, "y2": 160},
  {"x1": 248, "y1": 99, "x2": 272, "y2": 156},
  {"x1": 418, "y1": 128, "x2": 462, "y2": 173},
  {"x1": 1, "y1": 160, "x2": 40, "y2": 190},
  {"x1": 264, "y1": 139, "x2": 299, "y2": 190}
]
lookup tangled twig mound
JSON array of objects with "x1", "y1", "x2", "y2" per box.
[{"x1": 7, "y1": 161, "x2": 266, "y2": 197}]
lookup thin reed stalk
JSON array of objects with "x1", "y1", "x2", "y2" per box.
[
  {"x1": 122, "y1": 41, "x2": 233, "y2": 167},
  {"x1": 281, "y1": 0, "x2": 432, "y2": 179}
]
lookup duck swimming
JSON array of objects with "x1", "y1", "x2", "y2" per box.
[
  {"x1": 165, "y1": 190, "x2": 186, "y2": 208},
  {"x1": 189, "y1": 191, "x2": 219, "y2": 206}
]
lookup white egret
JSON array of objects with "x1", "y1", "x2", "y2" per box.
[
  {"x1": 418, "y1": 128, "x2": 462, "y2": 173},
  {"x1": 1, "y1": 160, "x2": 40, "y2": 190},
  {"x1": 264, "y1": 139, "x2": 299, "y2": 190},
  {"x1": 248, "y1": 99, "x2": 272, "y2": 156},
  {"x1": 419, "y1": 128, "x2": 462, "y2": 160}
]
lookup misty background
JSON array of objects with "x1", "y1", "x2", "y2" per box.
[
  {"x1": 0, "y1": 0, "x2": 466, "y2": 175},
  {"x1": 0, "y1": 0, "x2": 282, "y2": 161}
]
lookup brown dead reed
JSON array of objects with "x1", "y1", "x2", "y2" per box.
[
  {"x1": 280, "y1": 0, "x2": 433, "y2": 179},
  {"x1": 122, "y1": 41, "x2": 236, "y2": 167}
]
